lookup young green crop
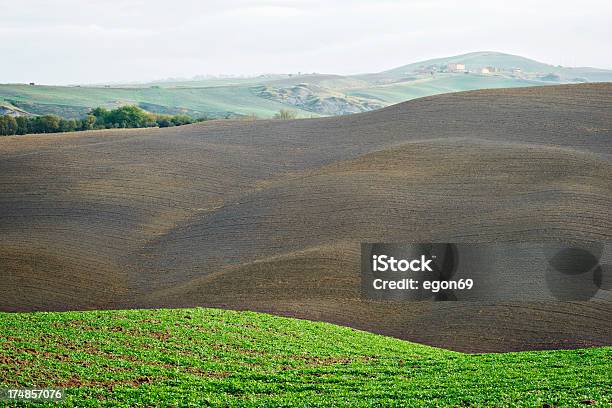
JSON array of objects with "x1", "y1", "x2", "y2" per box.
[{"x1": 1, "y1": 308, "x2": 610, "y2": 407}]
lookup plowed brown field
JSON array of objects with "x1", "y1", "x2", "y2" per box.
[{"x1": 1, "y1": 83, "x2": 611, "y2": 352}]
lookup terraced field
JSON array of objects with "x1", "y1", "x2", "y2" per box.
[{"x1": 1, "y1": 84, "x2": 611, "y2": 352}]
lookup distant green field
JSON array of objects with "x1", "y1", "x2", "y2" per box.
[
  {"x1": 347, "y1": 74, "x2": 549, "y2": 104},
  {"x1": 0, "y1": 75, "x2": 548, "y2": 120},
  {"x1": 0, "y1": 84, "x2": 316, "y2": 119},
  {"x1": 1, "y1": 308, "x2": 609, "y2": 407},
  {"x1": 2, "y1": 51, "x2": 611, "y2": 121}
]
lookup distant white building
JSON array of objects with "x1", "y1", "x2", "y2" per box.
[
  {"x1": 447, "y1": 63, "x2": 466, "y2": 72},
  {"x1": 481, "y1": 66, "x2": 498, "y2": 74}
]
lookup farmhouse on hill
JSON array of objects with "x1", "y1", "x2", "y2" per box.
[{"x1": 447, "y1": 62, "x2": 466, "y2": 72}]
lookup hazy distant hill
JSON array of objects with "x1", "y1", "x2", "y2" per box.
[
  {"x1": 380, "y1": 51, "x2": 610, "y2": 81},
  {"x1": 1, "y1": 51, "x2": 611, "y2": 119},
  {"x1": 383, "y1": 51, "x2": 554, "y2": 75}
]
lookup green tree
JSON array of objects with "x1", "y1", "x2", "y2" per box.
[
  {"x1": 0, "y1": 115, "x2": 18, "y2": 135},
  {"x1": 81, "y1": 115, "x2": 96, "y2": 130},
  {"x1": 107, "y1": 105, "x2": 149, "y2": 128},
  {"x1": 170, "y1": 114, "x2": 192, "y2": 126},
  {"x1": 156, "y1": 118, "x2": 172, "y2": 127},
  {"x1": 59, "y1": 119, "x2": 78, "y2": 132},
  {"x1": 15, "y1": 116, "x2": 29, "y2": 135},
  {"x1": 90, "y1": 107, "x2": 110, "y2": 127},
  {"x1": 3, "y1": 105, "x2": 201, "y2": 136},
  {"x1": 274, "y1": 109, "x2": 298, "y2": 120},
  {"x1": 34, "y1": 115, "x2": 61, "y2": 133}
]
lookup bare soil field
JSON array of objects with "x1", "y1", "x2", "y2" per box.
[{"x1": 1, "y1": 83, "x2": 611, "y2": 352}]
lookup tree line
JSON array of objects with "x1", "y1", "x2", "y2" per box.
[{"x1": 0, "y1": 105, "x2": 206, "y2": 136}]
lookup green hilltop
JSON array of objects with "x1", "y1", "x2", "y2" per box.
[
  {"x1": 380, "y1": 51, "x2": 612, "y2": 81},
  {"x1": 382, "y1": 51, "x2": 556, "y2": 76}
]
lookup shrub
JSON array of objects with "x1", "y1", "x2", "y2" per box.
[
  {"x1": 274, "y1": 109, "x2": 298, "y2": 120},
  {"x1": 0, "y1": 105, "x2": 206, "y2": 136}
]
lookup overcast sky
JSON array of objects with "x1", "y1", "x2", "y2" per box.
[{"x1": 1, "y1": 0, "x2": 611, "y2": 85}]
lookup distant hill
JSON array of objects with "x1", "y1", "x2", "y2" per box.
[
  {"x1": 0, "y1": 84, "x2": 317, "y2": 119},
  {"x1": 1, "y1": 51, "x2": 611, "y2": 119},
  {"x1": 384, "y1": 51, "x2": 554, "y2": 75},
  {"x1": 381, "y1": 51, "x2": 612, "y2": 82}
]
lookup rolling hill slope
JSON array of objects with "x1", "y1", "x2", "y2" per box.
[
  {"x1": 0, "y1": 84, "x2": 317, "y2": 119},
  {"x1": 1, "y1": 84, "x2": 611, "y2": 352},
  {"x1": 2, "y1": 52, "x2": 611, "y2": 119},
  {"x1": 346, "y1": 74, "x2": 546, "y2": 104}
]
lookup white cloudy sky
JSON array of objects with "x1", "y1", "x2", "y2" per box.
[{"x1": 1, "y1": 0, "x2": 611, "y2": 84}]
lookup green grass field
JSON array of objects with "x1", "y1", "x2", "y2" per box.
[
  {"x1": 347, "y1": 74, "x2": 549, "y2": 104},
  {"x1": 2, "y1": 52, "x2": 611, "y2": 121},
  {"x1": 1, "y1": 308, "x2": 609, "y2": 407},
  {"x1": 0, "y1": 84, "x2": 316, "y2": 119},
  {"x1": 0, "y1": 75, "x2": 545, "y2": 120}
]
